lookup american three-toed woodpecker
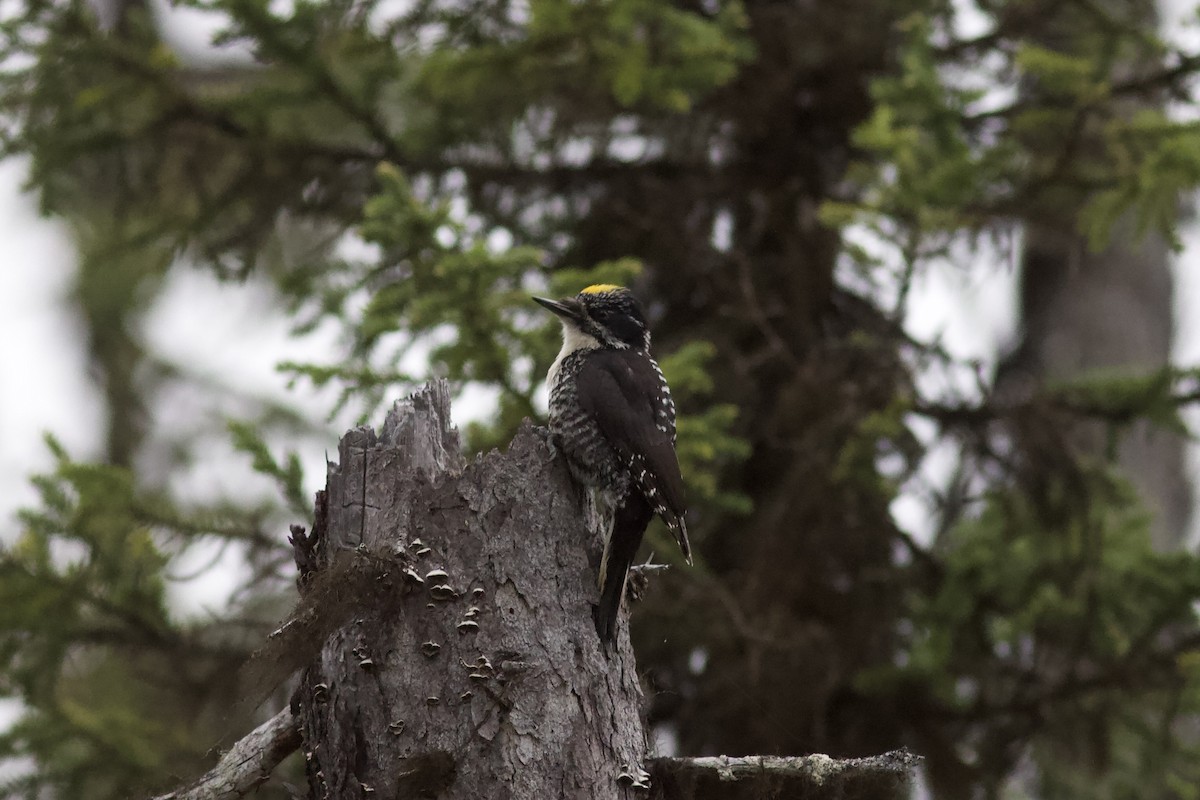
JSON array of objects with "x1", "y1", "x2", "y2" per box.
[{"x1": 533, "y1": 285, "x2": 690, "y2": 644}]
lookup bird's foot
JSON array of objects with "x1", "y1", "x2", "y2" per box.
[{"x1": 627, "y1": 555, "x2": 670, "y2": 602}]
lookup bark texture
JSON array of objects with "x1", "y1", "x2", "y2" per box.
[
  {"x1": 649, "y1": 749, "x2": 920, "y2": 800},
  {"x1": 151, "y1": 709, "x2": 300, "y2": 800},
  {"x1": 293, "y1": 381, "x2": 649, "y2": 799},
  {"x1": 149, "y1": 382, "x2": 921, "y2": 800}
]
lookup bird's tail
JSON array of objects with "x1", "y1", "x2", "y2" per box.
[
  {"x1": 595, "y1": 493, "x2": 653, "y2": 645},
  {"x1": 670, "y1": 518, "x2": 692, "y2": 565},
  {"x1": 649, "y1": 498, "x2": 691, "y2": 565}
]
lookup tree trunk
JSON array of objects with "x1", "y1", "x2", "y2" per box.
[
  {"x1": 1001, "y1": 0, "x2": 1191, "y2": 551},
  {"x1": 292, "y1": 380, "x2": 649, "y2": 799},
  {"x1": 155, "y1": 380, "x2": 920, "y2": 799},
  {"x1": 1010, "y1": 219, "x2": 1190, "y2": 548}
]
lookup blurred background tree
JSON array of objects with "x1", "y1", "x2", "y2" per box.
[{"x1": 4, "y1": 0, "x2": 1200, "y2": 797}]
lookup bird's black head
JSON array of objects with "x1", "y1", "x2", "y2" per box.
[{"x1": 533, "y1": 285, "x2": 650, "y2": 350}]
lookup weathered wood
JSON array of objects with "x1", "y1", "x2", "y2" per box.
[
  {"x1": 149, "y1": 381, "x2": 922, "y2": 800},
  {"x1": 147, "y1": 713, "x2": 922, "y2": 800},
  {"x1": 649, "y1": 749, "x2": 920, "y2": 799},
  {"x1": 151, "y1": 709, "x2": 300, "y2": 800},
  {"x1": 295, "y1": 380, "x2": 648, "y2": 799}
]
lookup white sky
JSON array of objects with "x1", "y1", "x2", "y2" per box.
[{"x1": 0, "y1": 151, "x2": 517, "y2": 613}]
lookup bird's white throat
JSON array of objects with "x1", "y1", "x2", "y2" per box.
[{"x1": 548, "y1": 323, "x2": 602, "y2": 387}]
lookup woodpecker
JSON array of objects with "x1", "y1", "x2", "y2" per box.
[{"x1": 533, "y1": 284, "x2": 690, "y2": 644}]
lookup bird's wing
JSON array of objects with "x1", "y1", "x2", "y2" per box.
[{"x1": 576, "y1": 350, "x2": 689, "y2": 539}]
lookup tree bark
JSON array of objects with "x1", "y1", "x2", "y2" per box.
[
  {"x1": 293, "y1": 380, "x2": 649, "y2": 799},
  {"x1": 648, "y1": 749, "x2": 919, "y2": 800},
  {"x1": 152, "y1": 712, "x2": 921, "y2": 800},
  {"x1": 152, "y1": 380, "x2": 921, "y2": 799},
  {"x1": 151, "y1": 709, "x2": 300, "y2": 800}
]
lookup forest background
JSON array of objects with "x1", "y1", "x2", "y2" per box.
[{"x1": 6, "y1": 0, "x2": 1200, "y2": 796}]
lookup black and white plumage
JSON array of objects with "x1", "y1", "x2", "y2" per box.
[{"x1": 533, "y1": 284, "x2": 690, "y2": 644}]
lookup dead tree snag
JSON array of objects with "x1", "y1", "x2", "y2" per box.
[
  {"x1": 293, "y1": 380, "x2": 647, "y2": 799},
  {"x1": 154, "y1": 381, "x2": 921, "y2": 800}
]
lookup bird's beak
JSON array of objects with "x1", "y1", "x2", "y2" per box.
[{"x1": 532, "y1": 296, "x2": 583, "y2": 322}]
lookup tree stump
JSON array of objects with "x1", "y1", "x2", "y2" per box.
[
  {"x1": 294, "y1": 380, "x2": 648, "y2": 799},
  {"x1": 153, "y1": 381, "x2": 921, "y2": 800}
]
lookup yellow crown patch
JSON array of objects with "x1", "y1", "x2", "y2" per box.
[{"x1": 580, "y1": 283, "x2": 622, "y2": 295}]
